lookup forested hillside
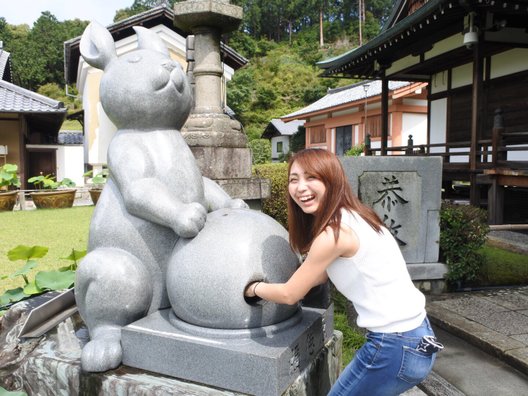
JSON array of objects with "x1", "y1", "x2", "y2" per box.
[{"x1": 0, "y1": 0, "x2": 393, "y2": 139}]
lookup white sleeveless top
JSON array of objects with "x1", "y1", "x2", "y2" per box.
[{"x1": 326, "y1": 209, "x2": 426, "y2": 333}]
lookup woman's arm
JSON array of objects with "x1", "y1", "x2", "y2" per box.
[{"x1": 245, "y1": 226, "x2": 358, "y2": 305}]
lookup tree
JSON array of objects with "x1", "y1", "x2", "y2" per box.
[
  {"x1": 5, "y1": 12, "x2": 87, "y2": 90},
  {"x1": 290, "y1": 126, "x2": 306, "y2": 153},
  {"x1": 0, "y1": 18, "x2": 13, "y2": 44},
  {"x1": 227, "y1": 42, "x2": 340, "y2": 142},
  {"x1": 249, "y1": 139, "x2": 272, "y2": 164},
  {"x1": 114, "y1": 0, "x2": 178, "y2": 22},
  {"x1": 37, "y1": 83, "x2": 81, "y2": 114}
]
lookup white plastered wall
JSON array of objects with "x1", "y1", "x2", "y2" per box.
[
  {"x1": 402, "y1": 113, "x2": 427, "y2": 146},
  {"x1": 56, "y1": 145, "x2": 85, "y2": 186},
  {"x1": 271, "y1": 136, "x2": 290, "y2": 160}
]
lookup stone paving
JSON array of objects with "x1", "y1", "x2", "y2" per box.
[{"x1": 426, "y1": 286, "x2": 528, "y2": 376}]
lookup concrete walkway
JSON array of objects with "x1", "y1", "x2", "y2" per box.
[
  {"x1": 429, "y1": 326, "x2": 528, "y2": 395},
  {"x1": 414, "y1": 230, "x2": 528, "y2": 394},
  {"x1": 427, "y1": 286, "x2": 528, "y2": 374},
  {"x1": 423, "y1": 286, "x2": 528, "y2": 394}
]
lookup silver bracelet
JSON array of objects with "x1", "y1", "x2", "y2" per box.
[{"x1": 253, "y1": 281, "x2": 261, "y2": 297}]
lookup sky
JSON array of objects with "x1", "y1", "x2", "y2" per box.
[{"x1": 1, "y1": 0, "x2": 134, "y2": 27}]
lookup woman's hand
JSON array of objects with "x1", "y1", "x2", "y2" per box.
[{"x1": 244, "y1": 281, "x2": 261, "y2": 298}]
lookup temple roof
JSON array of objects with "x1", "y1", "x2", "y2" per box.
[
  {"x1": 317, "y1": 0, "x2": 528, "y2": 80},
  {"x1": 0, "y1": 80, "x2": 66, "y2": 113},
  {"x1": 282, "y1": 80, "x2": 412, "y2": 120},
  {"x1": 64, "y1": 4, "x2": 248, "y2": 85}
]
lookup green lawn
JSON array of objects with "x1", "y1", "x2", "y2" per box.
[
  {"x1": 60, "y1": 119, "x2": 82, "y2": 131},
  {"x1": 477, "y1": 244, "x2": 528, "y2": 286},
  {"x1": 0, "y1": 206, "x2": 93, "y2": 294}
]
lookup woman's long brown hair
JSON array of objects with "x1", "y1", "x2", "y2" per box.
[{"x1": 287, "y1": 148, "x2": 383, "y2": 254}]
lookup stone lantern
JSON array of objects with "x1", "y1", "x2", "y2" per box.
[{"x1": 174, "y1": 0, "x2": 268, "y2": 207}]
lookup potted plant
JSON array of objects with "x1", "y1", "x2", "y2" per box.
[
  {"x1": 28, "y1": 173, "x2": 77, "y2": 209},
  {"x1": 0, "y1": 163, "x2": 21, "y2": 211},
  {"x1": 83, "y1": 167, "x2": 108, "y2": 205}
]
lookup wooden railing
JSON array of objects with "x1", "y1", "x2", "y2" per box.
[{"x1": 364, "y1": 108, "x2": 528, "y2": 180}]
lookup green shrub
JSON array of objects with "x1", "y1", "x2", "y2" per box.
[
  {"x1": 249, "y1": 139, "x2": 272, "y2": 165},
  {"x1": 254, "y1": 163, "x2": 288, "y2": 228},
  {"x1": 345, "y1": 143, "x2": 365, "y2": 157},
  {"x1": 439, "y1": 202, "x2": 489, "y2": 286}
]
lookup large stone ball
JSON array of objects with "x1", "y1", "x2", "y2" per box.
[{"x1": 166, "y1": 208, "x2": 300, "y2": 329}]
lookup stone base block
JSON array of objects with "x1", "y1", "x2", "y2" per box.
[
  {"x1": 190, "y1": 146, "x2": 252, "y2": 179},
  {"x1": 216, "y1": 177, "x2": 270, "y2": 201},
  {"x1": 121, "y1": 307, "x2": 330, "y2": 396},
  {"x1": 407, "y1": 262, "x2": 448, "y2": 280},
  {"x1": 0, "y1": 303, "x2": 341, "y2": 396}
]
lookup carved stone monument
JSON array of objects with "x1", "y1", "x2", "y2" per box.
[{"x1": 340, "y1": 156, "x2": 447, "y2": 288}]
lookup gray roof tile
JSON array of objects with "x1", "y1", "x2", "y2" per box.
[
  {"x1": 0, "y1": 80, "x2": 66, "y2": 113},
  {"x1": 58, "y1": 131, "x2": 83, "y2": 145},
  {"x1": 270, "y1": 119, "x2": 305, "y2": 136},
  {"x1": 282, "y1": 80, "x2": 411, "y2": 119}
]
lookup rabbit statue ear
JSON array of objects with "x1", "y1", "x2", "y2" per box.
[
  {"x1": 134, "y1": 26, "x2": 169, "y2": 56},
  {"x1": 80, "y1": 21, "x2": 117, "y2": 71}
]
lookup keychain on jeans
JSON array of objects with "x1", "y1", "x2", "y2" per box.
[{"x1": 416, "y1": 335, "x2": 444, "y2": 354}]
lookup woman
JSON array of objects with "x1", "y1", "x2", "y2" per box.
[{"x1": 244, "y1": 148, "x2": 441, "y2": 395}]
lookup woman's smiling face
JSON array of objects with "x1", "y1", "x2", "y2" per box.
[{"x1": 288, "y1": 160, "x2": 327, "y2": 215}]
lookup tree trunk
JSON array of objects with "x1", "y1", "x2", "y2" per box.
[
  {"x1": 358, "y1": 0, "x2": 363, "y2": 46},
  {"x1": 319, "y1": 8, "x2": 324, "y2": 47}
]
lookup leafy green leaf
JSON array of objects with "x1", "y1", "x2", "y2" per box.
[
  {"x1": 2, "y1": 163, "x2": 18, "y2": 173},
  {"x1": 0, "y1": 288, "x2": 27, "y2": 307},
  {"x1": 0, "y1": 385, "x2": 29, "y2": 395},
  {"x1": 36, "y1": 270, "x2": 75, "y2": 291},
  {"x1": 10, "y1": 260, "x2": 38, "y2": 278},
  {"x1": 23, "y1": 280, "x2": 43, "y2": 295},
  {"x1": 7, "y1": 245, "x2": 48, "y2": 261},
  {"x1": 59, "y1": 178, "x2": 76, "y2": 188},
  {"x1": 61, "y1": 249, "x2": 87, "y2": 262}
]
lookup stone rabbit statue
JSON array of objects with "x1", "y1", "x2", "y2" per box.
[{"x1": 75, "y1": 21, "x2": 247, "y2": 372}]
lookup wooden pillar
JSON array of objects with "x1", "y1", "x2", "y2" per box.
[
  {"x1": 469, "y1": 40, "x2": 483, "y2": 206},
  {"x1": 488, "y1": 177, "x2": 504, "y2": 225},
  {"x1": 381, "y1": 78, "x2": 389, "y2": 155},
  {"x1": 19, "y1": 115, "x2": 27, "y2": 189}
]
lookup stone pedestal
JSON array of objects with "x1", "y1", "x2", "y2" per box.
[
  {"x1": 0, "y1": 299, "x2": 341, "y2": 396},
  {"x1": 121, "y1": 306, "x2": 335, "y2": 396}
]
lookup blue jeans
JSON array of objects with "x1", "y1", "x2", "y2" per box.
[{"x1": 328, "y1": 316, "x2": 437, "y2": 396}]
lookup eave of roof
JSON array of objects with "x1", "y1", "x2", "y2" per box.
[
  {"x1": 281, "y1": 80, "x2": 421, "y2": 121},
  {"x1": 317, "y1": 0, "x2": 528, "y2": 79},
  {"x1": 0, "y1": 80, "x2": 66, "y2": 113},
  {"x1": 272, "y1": 118, "x2": 305, "y2": 135},
  {"x1": 317, "y1": 0, "x2": 450, "y2": 76},
  {"x1": 64, "y1": 4, "x2": 248, "y2": 84}
]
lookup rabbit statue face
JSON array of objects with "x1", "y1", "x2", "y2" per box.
[
  {"x1": 80, "y1": 21, "x2": 192, "y2": 130},
  {"x1": 101, "y1": 50, "x2": 191, "y2": 130}
]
